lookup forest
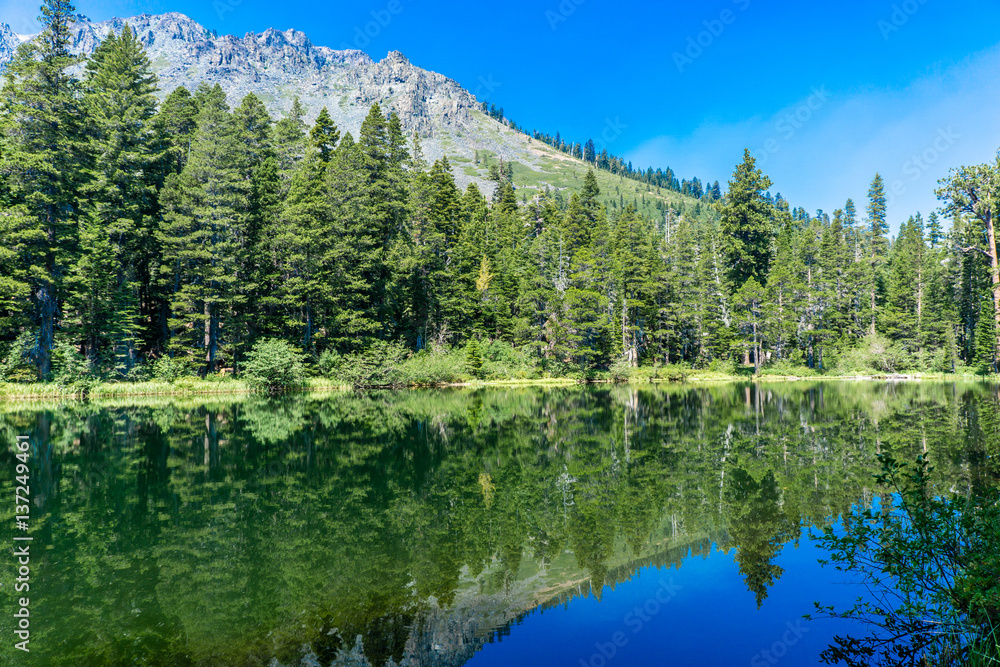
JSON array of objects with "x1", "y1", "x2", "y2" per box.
[{"x1": 2, "y1": 0, "x2": 1000, "y2": 386}]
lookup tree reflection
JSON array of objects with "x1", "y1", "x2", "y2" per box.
[{"x1": 0, "y1": 381, "x2": 995, "y2": 665}]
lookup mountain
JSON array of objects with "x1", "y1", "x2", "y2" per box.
[
  {"x1": 0, "y1": 12, "x2": 702, "y2": 219},
  {"x1": 0, "y1": 22, "x2": 30, "y2": 64}
]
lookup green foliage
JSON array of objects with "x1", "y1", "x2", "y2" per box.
[
  {"x1": 465, "y1": 337, "x2": 484, "y2": 378},
  {"x1": 318, "y1": 339, "x2": 409, "y2": 386},
  {"x1": 974, "y1": 306, "x2": 997, "y2": 375},
  {"x1": 720, "y1": 149, "x2": 775, "y2": 288},
  {"x1": 241, "y1": 338, "x2": 305, "y2": 392},
  {"x1": 813, "y1": 454, "x2": 1000, "y2": 666},
  {"x1": 399, "y1": 345, "x2": 467, "y2": 384},
  {"x1": 832, "y1": 333, "x2": 907, "y2": 374},
  {"x1": 608, "y1": 357, "x2": 634, "y2": 383},
  {"x1": 150, "y1": 356, "x2": 190, "y2": 382},
  {"x1": 50, "y1": 338, "x2": 93, "y2": 385},
  {"x1": 0, "y1": 330, "x2": 38, "y2": 382},
  {"x1": 3, "y1": 17, "x2": 1000, "y2": 385}
]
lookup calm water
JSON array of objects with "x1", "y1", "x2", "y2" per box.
[{"x1": 1, "y1": 382, "x2": 997, "y2": 666}]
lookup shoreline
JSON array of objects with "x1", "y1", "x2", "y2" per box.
[{"x1": 0, "y1": 371, "x2": 993, "y2": 402}]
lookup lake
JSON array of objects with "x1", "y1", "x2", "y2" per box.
[{"x1": 1, "y1": 381, "x2": 996, "y2": 666}]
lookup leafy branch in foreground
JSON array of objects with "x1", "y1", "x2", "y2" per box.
[{"x1": 810, "y1": 454, "x2": 1000, "y2": 667}]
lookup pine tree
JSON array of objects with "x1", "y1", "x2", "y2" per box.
[
  {"x1": 158, "y1": 85, "x2": 248, "y2": 374},
  {"x1": 974, "y1": 298, "x2": 997, "y2": 375},
  {"x1": 155, "y1": 86, "x2": 199, "y2": 175},
  {"x1": 731, "y1": 276, "x2": 769, "y2": 374},
  {"x1": 309, "y1": 106, "x2": 340, "y2": 162},
  {"x1": 268, "y1": 147, "x2": 332, "y2": 350},
  {"x1": 70, "y1": 24, "x2": 164, "y2": 371},
  {"x1": 937, "y1": 159, "x2": 1000, "y2": 369},
  {"x1": 272, "y1": 97, "x2": 307, "y2": 188},
  {"x1": 865, "y1": 173, "x2": 888, "y2": 335},
  {"x1": 0, "y1": 0, "x2": 88, "y2": 377},
  {"x1": 720, "y1": 149, "x2": 775, "y2": 289}
]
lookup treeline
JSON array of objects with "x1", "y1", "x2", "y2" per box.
[
  {"x1": 2, "y1": 1, "x2": 1000, "y2": 382},
  {"x1": 479, "y1": 93, "x2": 720, "y2": 201},
  {"x1": 529, "y1": 128, "x2": 723, "y2": 201}
]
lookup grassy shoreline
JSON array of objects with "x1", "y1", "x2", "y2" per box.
[{"x1": 0, "y1": 370, "x2": 993, "y2": 402}]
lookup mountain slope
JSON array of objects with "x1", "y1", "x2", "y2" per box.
[{"x1": 0, "y1": 12, "x2": 703, "y2": 221}]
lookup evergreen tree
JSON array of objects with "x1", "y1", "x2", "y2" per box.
[
  {"x1": 158, "y1": 85, "x2": 248, "y2": 374},
  {"x1": 273, "y1": 97, "x2": 307, "y2": 185},
  {"x1": 0, "y1": 0, "x2": 87, "y2": 377},
  {"x1": 70, "y1": 24, "x2": 164, "y2": 371},
  {"x1": 865, "y1": 173, "x2": 888, "y2": 334},
  {"x1": 720, "y1": 149, "x2": 775, "y2": 289},
  {"x1": 155, "y1": 86, "x2": 199, "y2": 175},
  {"x1": 309, "y1": 106, "x2": 340, "y2": 162}
]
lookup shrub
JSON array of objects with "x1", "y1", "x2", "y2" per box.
[
  {"x1": 480, "y1": 340, "x2": 538, "y2": 380},
  {"x1": 150, "y1": 356, "x2": 189, "y2": 382},
  {"x1": 833, "y1": 333, "x2": 907, "y2": 375},
  {"x1": 1, "y1": 331, "x2": 38, "y2": 382},
  {"x1": 51, "y1": 339, "x2": 93, "y2": 385},
  {"x1": 706, "y1": 356, "x2": 737, "y2": 376},
  {"x1": 242, "y1": 338, "x2": 306, "y2": 393},
  {"x1": 399, "y1": 345, "x2": 467, "y2": 384},
  {"x1": 318, "y1": 340, "x2": 409, "y2": 387},
  {"x1": 609, "y1": 358, "x2": 634, "y2": 383}
]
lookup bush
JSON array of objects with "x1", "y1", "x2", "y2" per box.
[
  {"x1": 150, "y1": 356, "x2": 189, "y2": 382},
  {"x1": 480, "y1": 340, "x2": 539, "y2": 380},
  {"x1": 242, "y1": 338, "x2": 306, "y2": 393},
  {"x1": 399, "y1": 345, "x2": 467, "y2": 384},
  {"x1": 318, "y1": 340, "x2": 409, "y2": 387},
  {"x1": 609, "y1": 358, "x2": 634, "y2": 383},
  {"x1": 51, "y1": 339, "x2": 93, "y2": 385},
  {"x1": 706, "y1": 356, "x2": 737, "y2": 376},
  {"x1": 1, "y1": 331, "x2": 38, "y2": 382},
  {"x1": 833, "y1": 333, "x2": 907, "y2": 375}
]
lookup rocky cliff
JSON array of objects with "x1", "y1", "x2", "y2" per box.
[{"x1": 0, "y1": 13, "x2": 482, "y2": 161}]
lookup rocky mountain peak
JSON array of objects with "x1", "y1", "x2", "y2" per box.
[
  {"x1": 384, "y1": 50, "x2": 409, "y2": 65},
  {"x1": 0, "y1": 11, "x2": 548, "y2": 195}
]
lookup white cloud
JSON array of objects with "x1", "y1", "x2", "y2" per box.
[{"x1": 626, "y1": 44, "x2": 1000, "y2": 231}]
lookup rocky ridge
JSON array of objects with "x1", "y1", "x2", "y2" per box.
[
  {"x1": 0, "y1": 12, "x2": 690, "y2": 214},
  {"x1": 0, "y1": 12, "x2": 521, "y2": 176}
]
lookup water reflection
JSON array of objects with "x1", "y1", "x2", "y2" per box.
[{"x1": 0, "y1": 382, "x2": 996, "y2": 666}]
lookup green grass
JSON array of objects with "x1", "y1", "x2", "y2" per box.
[{"x1": 1, "y1": 365, "x2": 991, "y2": 402}]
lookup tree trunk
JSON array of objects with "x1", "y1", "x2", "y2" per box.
[
  {"x1": 38, "y1": 283, "x2": 55, "y2": 379},
  {"x1": 204, "y1": 302, "x2": 218, "y2": 375},
  {"x1": 987, "y1": 208, "x2": 1000, "y2": 363},
  {"x1": 870, "y1": 283, "x2": 877, "y2": 336}
]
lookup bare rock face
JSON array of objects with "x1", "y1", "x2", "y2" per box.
[
  {"x1": 0, "y1": 22, "x2": 27, "y2": 64},
  {"x1": 0, "y1": 12, "x2": 479, "y2": 159}
]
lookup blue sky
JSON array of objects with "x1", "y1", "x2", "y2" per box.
[{"x1": 5, "y1": 0, "x2": 1000, "y2": 229}]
